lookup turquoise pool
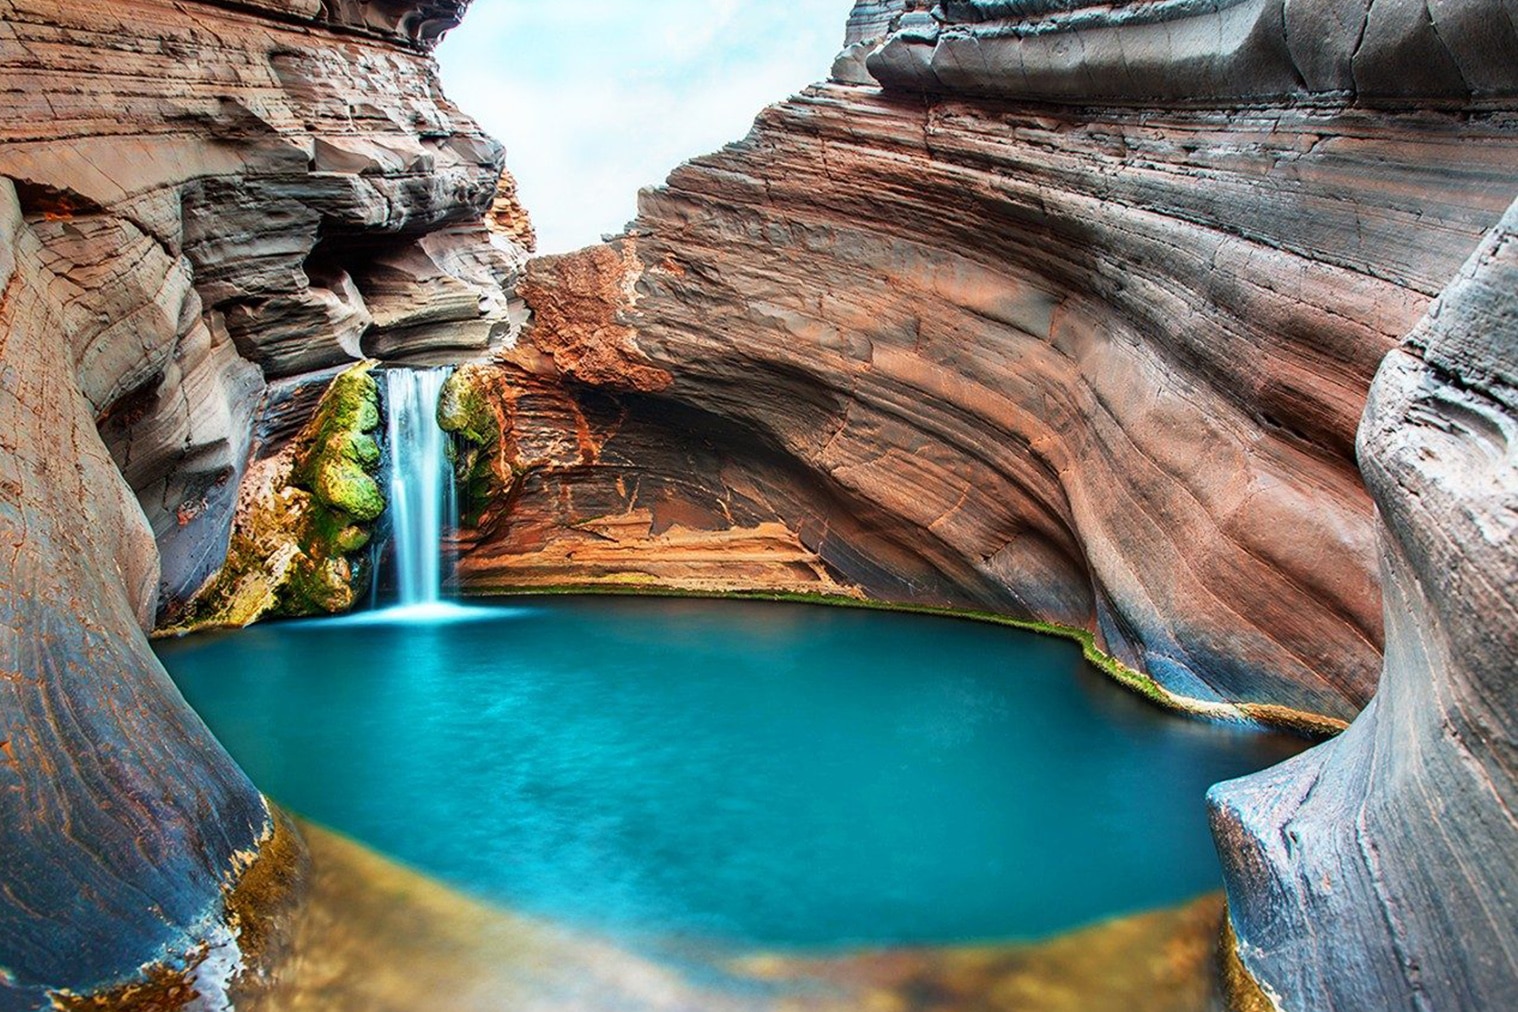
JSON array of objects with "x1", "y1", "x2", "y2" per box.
[{"x1": 156, "y1": 596, "x2": 1307, "y2": 949}]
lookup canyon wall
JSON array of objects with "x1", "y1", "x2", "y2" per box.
[
  {"x1": 451, "y1": 2, "x2": 1518, "y2": 728},
  {"x1": 1, "y1": 0, "x2": 1514, "y2": 1008},
  {"x1": 446, "y1": 0, "x2": 1518, "y2": 1006},
  {"x1": 1210, "y1": 198, "x2": 1518, "y2": 1011},
  {"x1": 0, "y1": 0, "x2": 525, "y2": 1005}
]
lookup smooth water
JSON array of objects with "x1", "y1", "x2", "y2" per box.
[
  {"x1": 157, "y1": 597, "x2": 1307, "y2": 949},
  {"x1": 380, "y1": 367, "x2": 456, "y2": 608}
]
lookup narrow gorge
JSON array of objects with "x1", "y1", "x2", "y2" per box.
[{"x1": 0, "y1": 1, "x2": 1514, "y2": 1010}]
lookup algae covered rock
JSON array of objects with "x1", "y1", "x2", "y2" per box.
[
  {"x1": 439, "y1": 362, "x2": 516, "y2": 529},
  {"x1": 160, "y1": 361, "x2": 387, "y2": 632},
  {"x1": 296, "y1": 366, "x2": 386, "y2": 522}
]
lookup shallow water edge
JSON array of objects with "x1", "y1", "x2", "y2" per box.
[
  {"x1": 229, "y1": 816, "x2": 1238, "y2": 1012},
  {"x1": 459, "y1": 584, "x2": 1349, "y2": 738}
]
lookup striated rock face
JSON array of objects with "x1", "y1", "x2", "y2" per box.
[
  {"x1": 863, "y1": 0, "x2": 1518, "y2": 103},
  {"x1": 2, "y1": 0, "x2": 1514, "y2": 1008},
  {"x1": 454, "y1": 78, "x2": 1518, "y2": 728},
  {"x1": 0, "y1": 173, "x2": 271, "y2": 1010},
  {"x1": 0, "y1": 0, "x2": 529, "y2": 607},
  {"x1": 0, "y1": 0, "x2": 524, "y2": 1004},
  {"x1": 445, "y1": 2, "x2": 1518, "y2": 1003},
  {"x1": 1210, "y1": 198, "x2": 1518, "y2": 1012}
]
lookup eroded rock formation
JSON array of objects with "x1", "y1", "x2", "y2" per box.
[
  {"x1": 863, "y1": 0, "x2": 1518, "y2": 102},
  {"x1": 441, "y1": 1, "x2": 1518, "y2": 1006},
  {"x1": 1210, "y1": 197, "x2": 1518, "y2": 1012},
  {"x1": 450, "y1": 10, "x2": 1518, "y2": 729},
  {"x1": 2, "y1": 0, "x2": 1515, "y2": 1008},
  {"x1": 0, "y1": 0, "x2": 527, "y2": 1004}
]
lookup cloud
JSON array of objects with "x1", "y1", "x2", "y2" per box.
[{"x1": 438, "y1": 0, "x2": 858, "y2": 254}]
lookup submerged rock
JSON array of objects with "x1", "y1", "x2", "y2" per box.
[{"x1": 238, "y1": 821, "x2": 1233, "y2": 1012}]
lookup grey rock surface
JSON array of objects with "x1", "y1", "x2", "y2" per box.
[
  {"x1": 1210, "y1": 197, "x2": 1518, "y2": 1011},
  {"x1": 854, "y1": 0, "x2": 1518, "y2": 102}
]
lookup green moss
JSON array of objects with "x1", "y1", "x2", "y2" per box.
[
  {"x1": 275, "y1": 554, "x2": 357, "y2": 618},
  {"x1": 272, "y1": 362, "x2": 387, "y2": 617},
  {"x1": 438, "y1": 366, "x2": 508, "y2": 527},
  {"x1": 158, "y1": 362, "x2": 387, "y2": 635},
  {"x1": 310, "y1": 459, "x2": 384, "y2": 521},
  {"x1": 334, "y1": 524, "x2": 371, "y2": 554},
  {"x1": 295, "y1": 365, "x2": 385, "y2": 522},
  {"x1": 438, "y1": 368, "x2": 498, "y2": 446}
]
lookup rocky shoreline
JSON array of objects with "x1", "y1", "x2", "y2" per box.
[{"x1": 0, "y1": 1, "x2": 1514, "y2": 1009}]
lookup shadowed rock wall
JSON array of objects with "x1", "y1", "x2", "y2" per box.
[{"x1": 0, "y1": 0, "x2": 525, "y2": 1004}]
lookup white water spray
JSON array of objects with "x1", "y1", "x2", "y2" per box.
[{"x1": 382, "y1": 366, "x2": 457, "y2": 609}]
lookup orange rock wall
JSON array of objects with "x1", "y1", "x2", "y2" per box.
[{"x1": 458, "y1": 88, "x2": 1518, "y2": 723}]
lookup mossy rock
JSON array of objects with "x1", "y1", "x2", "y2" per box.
[
  {"x1": 438, "y1": 366, "x2": 499, "y2": 447},
  {"x1": 438, "y1": 364, "x2": 511, "y2": 527},
  {"x1": 296, "y1": 364, "x2": 386, "y2": 522},
  {"x1": 277, "y1": 553, "x2": 357, "y2": 617},
  {"x1": 310, "y1": 457, "x2": 385, "y2": 521},
  {"x1": 161, "y1": 362, "x2": 389, "y2": 634}
]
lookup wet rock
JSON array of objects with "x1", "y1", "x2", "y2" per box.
[{"x1": 162, "y1": 363, "x2": 386, "y2": 632}]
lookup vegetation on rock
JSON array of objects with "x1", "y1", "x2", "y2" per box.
[
  {"x1": 439, "y1": 362, "x2": 516, "y2": 529},
  {"x1": 159, "y1": 362, "x2": 386, "y2": 634}
]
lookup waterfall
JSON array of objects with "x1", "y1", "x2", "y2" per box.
[{"x1": 381, "y1": 366, "x2": 457, "y2": 609}]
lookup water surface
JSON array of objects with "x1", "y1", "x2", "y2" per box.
[{"x1": 156, "y1": 596, "x2": 1306, "y2": 948}]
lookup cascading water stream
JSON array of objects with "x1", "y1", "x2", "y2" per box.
[{"x1": 380, "y1": 366, "x2": 457, "y2": 612}]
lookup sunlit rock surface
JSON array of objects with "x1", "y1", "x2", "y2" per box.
[
  {"x1": 455, "y1": 73, "x2": 1518, "y2": 727},
  {"x1": 0, "y1": 0, "x2": 528, "y2": 1004}
]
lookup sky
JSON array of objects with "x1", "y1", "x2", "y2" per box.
[{"x1": 437, "y1": 0, "x2": 858, "y2": 254}]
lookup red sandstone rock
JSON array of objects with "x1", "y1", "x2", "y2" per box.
[
  {"x1": 0, "y1": 0, "x2": 525, "y2": 1003},
  {"x1": 516, "y1": 243, "x2": 673, "y2": 392},
  {"x1": 457, "y1": 87, "x2": 1518, "y2": 725}
]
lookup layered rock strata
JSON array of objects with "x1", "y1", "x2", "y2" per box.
[
  {"x1": 443, "y1": 2, "x2": 1518, "y2": 1005},
  {"x1": 1210, "y1": 197, "x2": 1518, "y2": 1012},
  {"x1": 452, "y1": 75, "x2": 1518, "y2": 728},
  {"x1": 863, "y1": 0, "x2": 1518, "y2": 103},
  {"x1": 0, "y1": 0, "x2": 526, "y2": 1004}
]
